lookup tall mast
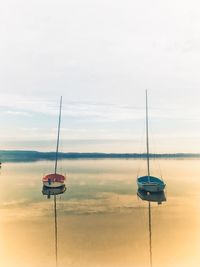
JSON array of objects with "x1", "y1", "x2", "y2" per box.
[
  {"x1": 146, "y1": 90, "x2": 150, "y2": 181},
  {"x1": 55, "y1": 96, "x2": 62, "y2": 174}
]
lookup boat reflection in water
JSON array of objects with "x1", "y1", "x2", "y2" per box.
[
  {"x1": 42, "y1": 184, "x2": 66, "y2": 199},
  {"x1": 137, "y1": 188, "x2": 166, "y2": 205},
  {"x1": 42, "y1": 184, "x2": 66, "y2": 267},
  {"x1": 137, "y1": 189, "x2": 166, "y2": 267}
]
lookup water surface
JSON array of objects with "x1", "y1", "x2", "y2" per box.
[{"x1": 1, "y1": 159, "x2": 200, "y2": 267}]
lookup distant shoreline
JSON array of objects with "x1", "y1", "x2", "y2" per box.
[{"x1": 0, "y1": 150, "x2": 200, "y2": 162}]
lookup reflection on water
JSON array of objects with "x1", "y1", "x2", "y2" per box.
[
  {"x1": 137, "y1": 189, "x2": 166, "y2": 204},
  {"x1": 137, "y1": 189, "x2": 167, "y2": 267},
  {"x1": 1, "y1": 159, "x2": 200, "y2": 267},
  {"x1": 42, "y1": 184, "x2": 66, "y2": 267},
  {"x1": 42, "y1": 185, "x2": 66, "y2": 199}
]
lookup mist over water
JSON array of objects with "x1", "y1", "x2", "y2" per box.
[{"x1": 0, "y1": 159, "x2": 200, "y2": 267}]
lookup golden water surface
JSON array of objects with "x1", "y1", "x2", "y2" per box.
[{"x1": 0, "y1": 159, "x2": 200, "y2": 267}]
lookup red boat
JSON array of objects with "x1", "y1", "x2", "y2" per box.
[
  {"x1": 43, "y1": 173, "x2": 66, "y2": 188},
  {"x1": 42, "y1": 96, "x2": 66, "y2": 188}
]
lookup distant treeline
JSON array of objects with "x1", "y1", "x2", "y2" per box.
[{"x1": 0, "y1": 150, "x2": 200, "y2": 162}]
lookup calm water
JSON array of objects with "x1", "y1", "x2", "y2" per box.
[{"x1": 1, "y1": 159, "x2": 200, "y2": 267}]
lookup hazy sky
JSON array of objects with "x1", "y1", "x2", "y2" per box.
[{"x1": 1, "y1": 0, "x2": 200, "y2": 152}]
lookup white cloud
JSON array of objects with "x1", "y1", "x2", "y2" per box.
[{"x1": 4, "y1": 111, "x2": 32, "y2": 117}]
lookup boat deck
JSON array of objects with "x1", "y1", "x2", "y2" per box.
[{"x1": 137, "y1": 175, "x2": 164, "y2": 185}]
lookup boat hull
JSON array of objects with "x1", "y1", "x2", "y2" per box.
[
  {"x1": 137, "y1": 176, "x2": 165, "y2": 193},
  {"x1": 42, "y1": 173, "x2": 66, "y2": 188}
]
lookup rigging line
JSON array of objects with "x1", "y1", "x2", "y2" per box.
[
  {"x1": 148, "y1": 201, "x2": 153, "y2": 267},
  {"x1": 55, "y1": 96, "x2": 62, "y2": 174},
  {"x1": 54, "y1": 194, "x2": 58, "y2": 267},
  {"x1": 149, "y1": 120, "x2": 163, "y2": 179},
  {"x1": 136, "y1": 122, "x2": 146, "y2": 178},
  {"x1": 146, "y1": 90, "x2": 150, "y2": 182}
]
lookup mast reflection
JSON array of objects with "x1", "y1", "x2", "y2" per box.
[
  {"x1": 137, "y1": 189, "x2": 166, "y2": 267},
  {"x1": 42, "y1": 184, "x2": 66, "y2": 267}
]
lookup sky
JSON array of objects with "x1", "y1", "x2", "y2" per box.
[{"x1": 1, "y1": 0, "x2": 200, "y2": 152}]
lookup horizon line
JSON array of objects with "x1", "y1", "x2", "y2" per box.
[
  {"x1": 1, "y1": 149, "x2": 200, "y2": 155},
  {"x1": 1, "y1": 150, "x2": 200, "y2": 163}
]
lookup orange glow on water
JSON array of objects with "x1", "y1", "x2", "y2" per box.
[{"x1": 1, "y1": 159, "x2": 200, "y2": 267}]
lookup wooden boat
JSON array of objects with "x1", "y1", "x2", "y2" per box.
[{"x1": 43, "y1": 173, "x2": 65, "y2": 188}]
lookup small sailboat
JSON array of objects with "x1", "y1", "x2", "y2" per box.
[
  {"x1": 43, "y1": 96, "x2": 66, "y2": 188},
  {"x1": 137, "y1": 90, "x2": 166, "y2": 193}
]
